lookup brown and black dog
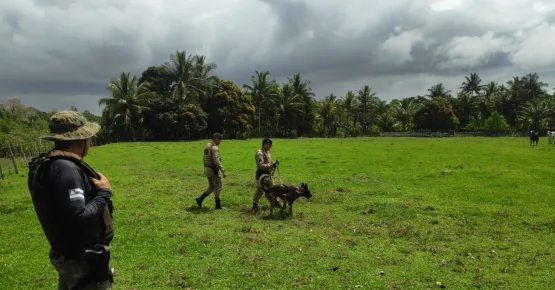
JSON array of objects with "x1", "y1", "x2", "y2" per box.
[{"x1": 259, "y1": 176, "x2": 312, "y2": 216}]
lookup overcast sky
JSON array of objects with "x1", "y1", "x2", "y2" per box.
[{"x1": 1, "y1": 0, "x2": 555, "y2": 115}]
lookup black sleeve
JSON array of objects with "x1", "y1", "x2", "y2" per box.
[{"x1": 50, "y1": 160, "x2": 111, "y2": 223}]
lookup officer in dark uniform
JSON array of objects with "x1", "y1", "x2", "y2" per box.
[{"x1": 28, "y1": 110, "x2": 114, "y2": 290}]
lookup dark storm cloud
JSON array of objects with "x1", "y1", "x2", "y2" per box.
[{"x1": 1, "y1": 0, "x2": 555, "y2": 115}]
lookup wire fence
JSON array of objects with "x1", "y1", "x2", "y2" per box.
[
  {"x1": 378, "y1": 131, "x2": 533, "y2": 137},
  {"x1": 0, "y1": 138, "x2": 107, "y2": 180}
]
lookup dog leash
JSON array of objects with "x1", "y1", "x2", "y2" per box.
[
  {"x1": 271, "y1": 163, "x2": 284, "y2": 185},
  {"x1": 275, "y1": 165, "x2": 283, "y2": 184}
]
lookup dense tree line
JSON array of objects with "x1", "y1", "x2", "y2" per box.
[
  {"x1": 97, "y1": 50, "x2": 554, "y2": 141},
  {"x1": 0, "y1": 99, "x2": 99, "y2": 148},
  {"x1": 2, "y1": 50, "x2": 554, "y2": 146}
]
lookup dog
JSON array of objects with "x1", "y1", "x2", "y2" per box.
[{"x1": 258, "y1": 174, "x2": 312, "y2": 216}]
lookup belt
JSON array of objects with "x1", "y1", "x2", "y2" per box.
[{"x1": 49, "y1": 248, "x2": 83, "y2": 260}]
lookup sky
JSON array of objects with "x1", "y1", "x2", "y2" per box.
[{"x1": 1, "y1": 0, "x2": 555, "y2": 115}]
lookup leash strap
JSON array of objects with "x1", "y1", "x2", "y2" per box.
[
  {"x1": 276, "y1": 165, "x2": 283, "y2": 184},
  {"x1": 270, "y1": 164, "x2": 283, "y2": 185}
]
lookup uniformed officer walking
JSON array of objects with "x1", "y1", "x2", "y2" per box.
[
  {"x1": 196, "y1": 133, "x2": 226, "y2": 209},
  {"x1": 252, "y1": 138, "x2": 279, "y2": 212}
]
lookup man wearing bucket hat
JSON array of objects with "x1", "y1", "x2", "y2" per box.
[{"x1": 27, "y1": 110, "x2": 115, "y2": 289}]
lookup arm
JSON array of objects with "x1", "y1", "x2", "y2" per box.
[
  {"x1": 211, "y1": 146, "x2": 224, "y2": 172},
  {"x1": 51, "y1": 160, "x2": 111, "y2": 223}
]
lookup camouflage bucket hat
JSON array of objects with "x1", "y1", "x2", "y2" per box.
[{"x1": 40, "y1": 110, "x2": 101, "y2": 141}]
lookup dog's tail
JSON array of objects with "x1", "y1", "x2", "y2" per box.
[{"x1": 257, "y1": 173, "x2": 272, "y2": 192}]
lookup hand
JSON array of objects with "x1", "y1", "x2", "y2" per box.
[
  {"x1": 223, "y1": 172, "x2": 227, "y2": 178},
  {"x1": 89, "y1": 172, "x2": 111, "y2": 190}
]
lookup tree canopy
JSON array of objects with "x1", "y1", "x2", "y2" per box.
[{"x1": 2, "y1": 50, "x2": 554, "y2": 147}]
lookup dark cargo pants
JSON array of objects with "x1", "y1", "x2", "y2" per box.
[{"x1": 49, "y1": 250, "x2": 112, "y2": 290}]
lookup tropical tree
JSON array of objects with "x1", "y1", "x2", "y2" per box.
[
  {"x1": 98, "y1": 72, "x2": 155, "y2": 141},
  {"x1": 316, "y1": 95, "x2": 338, "y2": 137},
  {"x1": 414, "y1": 96, "x2": 459, "y2": 132},
  {"x1": 521, "y1": 73, "x2": 548, "y2": 100},
  {"x1": 163, "y1": 51, "x2": 219, "y2": 104},
  {"x1": 391, "y1": 98, "x2": 420, "y2": 131},
  {"x1": 242, "y1": 70, "x2": 278, "y2": 135},
  {"x1": 426, "y1": 83, "x2": 451, "y2": 99},
  {"x1": 269, "y1": 83, "x2": 304, "y2": 136},
  {"x1": 203, "y1": 79, "x2": 255, "y2": 139},
  {"x1": 460, "y1": 73, "x2": 484, "y2": 96},
  {"x1": 484, "y1": 111, "x2": 511, "y2": 133},
  {"x1": 519, "y1": 99, "x2": 551, "y2": 131},
  {"x1": 375, "y1": 112, "x2": 400, "y2": 132},
  {"x1": 356, "y1": 85, "x2": 377, "y2": 135},
  {"x1": 454, "y1": 92, "x2": 479, "y2": 128},
  {"x1": 479, "y1": 81, "x2": 499, "y2": 116},
  {"x1": 288, "y1": 73, "x2": 316, "y2": 136},
  {"x1": 338, "y1": 91, "x2": 358, "y2": 135}
]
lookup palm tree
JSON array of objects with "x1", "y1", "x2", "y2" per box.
[
  {"x1": 506, "y1": 76, "x2": 527, "y2": 126},
  {"x1": 427, "y1": 83, "x2": 451, "y2": 99},
  {"x1": 288, "y1": 73, "x2": 314, "y2": 103},
  {"x1": 492, "y1": 84, "x2": 511, "y2": 115},
  {"x1": 454, "y1": 92, "x2": 479, "y2": 128},
  {"x1": 521, "y1": 73, "x2": 548, "y2": 100},
  {"x1": 98, "y1": 72, "x2": 155, "y2": 141},
  {"x1": 478, "y1": 81, "x2": 500, "y2": 115},
  {"x1": 460, "y1": 73, "x2": 484, "y2": 96},
  {"x1": 242, "y1": 71, "x2": 278, "y2": 134},
  {"x1": 317, "y1": 95, "x2": 338, "y2": 137},
  {"x1": 269, "y1": 83, "x2": 304, "y2": 136},
  {"x1": 190, "y1": 55, "x2": 219, "y2": 103},
  {"x1": 391, "y1": 98, "x2": 420, "y2": 131},
  {"x1": 520, "y1": 99, "x2": 550, "y2": 131},
  {"x1": 546, "y1": 94, "x2": 555, "y2": 129},
  {"x1": 340, "y1": 91, "x2": 357, "y2": 131},
  {"x1": 288, "y1": 73, "x2": 315, "y2": 135},
  {"x1": 163, "y1": 50, "x2": 218, "y2": 104},
  {"x1": 357, "y1": 85, "x2": 377, "y2": 135},
  {"x1": 374, "y1": 99, "x2": 388, "y2": 116},
  {"x1": 375, "y1": 112, "x2": 400, "y2": 132}
]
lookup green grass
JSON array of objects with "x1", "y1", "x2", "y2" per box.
[{"x1": 1, "y1": 137, "x2": 555, "y2": 289}]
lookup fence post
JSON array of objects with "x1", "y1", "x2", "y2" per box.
[
  {"x1": 7, "y1": 143, "x2": 19, "y2": 175},
  {"x1": 20, "y1": 143, "x2": 28, "y2": 164},
  {"x1": 29, "y1": 143, "x2": 35, "y2": 158}
]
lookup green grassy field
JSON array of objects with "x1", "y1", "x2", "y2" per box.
[{"x1": 1, "y1": 137, "x2": 555, "y2": 289}]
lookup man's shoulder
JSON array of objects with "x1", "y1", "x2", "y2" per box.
[
  {"x1": 48, "y1": 158, "x2": 83, "y2": 178},
  {"x1": 38, "y1": 158, "x2": 82, "y2": 182},
  {"x1": 206, "y1": 142, "x2": 219, "y2": 149},
  {"x1": 49, "y1": 158, "x2": 81, "y2": 170}
]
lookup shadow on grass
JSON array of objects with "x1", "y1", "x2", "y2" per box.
[
  {"x1": 236, "y1": 205, "x2": 289, "y2": 220},
  {"x1": 259, "y1": 214, "x2": 291, "y2": 221},
  {"x1": 184, "y1": 205, "x2": 212, "y2": 214}
]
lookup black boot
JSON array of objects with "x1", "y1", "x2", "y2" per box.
[
  {"x1": 215, "y1": 199, "x2": 222, "y2": 210},
  {"x1": 196, "y1": 192, "x2": 209, "y2": 208},
  {"x1": 252, "y1": 203, "x2": 260, "y2": 213}
]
